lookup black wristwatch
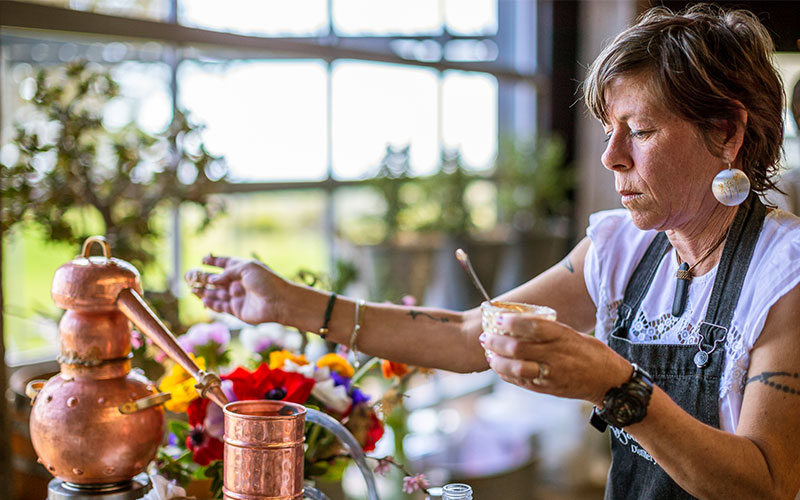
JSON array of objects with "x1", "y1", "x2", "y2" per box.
[{"x1": 590, "y1": 363, "x2": 653, "y2": 432}]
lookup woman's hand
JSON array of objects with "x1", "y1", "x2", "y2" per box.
[
  {"x1": 481, "y1": 314, "x2": 631, "y2": 405},
  {"x1": 186, "y1": 255, "x2": 290, "y2": 325}
]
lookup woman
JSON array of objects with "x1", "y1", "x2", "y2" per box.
[{"x1": 189, "y1": 5, "x2": 800, "y2": 499}]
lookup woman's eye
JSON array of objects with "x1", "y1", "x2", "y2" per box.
[
  {"x1": 603, "y1": 131, "x2": 613, "y2": 143},
  {"x1": 630, "y1": 129, "x2": 652, "y2": 139}
]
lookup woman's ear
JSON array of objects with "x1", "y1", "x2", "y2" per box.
[{"x1": 722, "y1": 104, "x2": 748, "y2": 164}]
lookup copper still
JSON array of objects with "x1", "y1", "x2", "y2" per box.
[
  {"x1": 27, "y1": 236, "x2": 226, "y2": 498},
  {"x1": 28, "y1": 235, "x2": 375, "y2": 500}
]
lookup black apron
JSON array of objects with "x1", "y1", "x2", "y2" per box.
[{"x1": 604, "y1": 194, "x2": 766, "y2": 500}]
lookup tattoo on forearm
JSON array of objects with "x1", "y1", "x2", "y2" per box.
[
  {"x1": 408, "y1": 310, "x2": 450, "y2": 323},
  {"x1": 561, "y1": 257, "x2": 574, "y2": 273},
  {"x1": 746, "y1": 371, "x2": 800, "y2": 395}
]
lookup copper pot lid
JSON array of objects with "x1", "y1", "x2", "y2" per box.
[{"x1": 51, "y1": 236, "x2": 142, "y2": 312}]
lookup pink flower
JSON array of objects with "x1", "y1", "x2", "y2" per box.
[
  {"x1": 401, "y1": 295, "x2": 417, "y2": 306},
  {"x1": 131, "y1": 330, "x2": 144, "y2": 349},
  {"x1": 373, "y1": 457, "x2": 392, "y2": 477},
  {"x1": 179, "y1": 322, "x2": 230, "y2": 354},
  {"x1": 402, "y1": 473, "x2": 429, "y2": 494}
]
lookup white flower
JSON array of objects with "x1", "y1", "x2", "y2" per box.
[
  {"x1": 311, "y1": 378, "x2": 351, "y2": 414},
  {"x1": 142, "y1": 474, "x2": 186, "y2": 500}
]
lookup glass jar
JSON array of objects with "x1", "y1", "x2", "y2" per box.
[{"x1": 442, "y1": 483, "x2": 473, "y2": 500}]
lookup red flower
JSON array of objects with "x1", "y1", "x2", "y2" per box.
[
  {"x1": 186, "y1": 426, "x2": 224, "y2": 466},
  {"x1": 222, "y1": 363, "x2": 315, "y2": 404},
  {"x1": 185, "y1": 397, "x2": 223, "y2": 465},
  {"x1": 345, "y1": 404, "x2": 385, "y2": 452},
  {"x1": 187, "y1": 397, "x2": 209, "y2": 427},
  {"x1": 364, "y1": 411, "x2": 384, "y2": 452}
]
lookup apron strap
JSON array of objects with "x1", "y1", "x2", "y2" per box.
[
  {"x1": 613, "y1": 232, "x2": 672, "y2": 334},
  {"x1": 694, "y1": 194, "x2": 766, "y2": 368}
]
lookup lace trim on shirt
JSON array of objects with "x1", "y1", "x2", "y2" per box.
[{"x1": 596, "y1": 286, "x2": 749, "y2": 400}]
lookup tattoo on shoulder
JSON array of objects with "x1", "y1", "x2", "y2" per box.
[
  {"x1": 745, "y1": 371, "x2": 800, "y2": 395},
  {"x1": 561, "y1": 257, "x2": 574, "y2": 273},
  {"x1": 408, "y1": 310, "x2": 450, "y2": 323}
]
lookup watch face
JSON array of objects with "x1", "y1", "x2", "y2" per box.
[{"x1": 609, "y1": 394, "x2": 641, "y2": 425}]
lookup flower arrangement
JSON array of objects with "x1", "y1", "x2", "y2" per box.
[{"x1": 147, "y1": 319, "x2": 431, "y2": 498}]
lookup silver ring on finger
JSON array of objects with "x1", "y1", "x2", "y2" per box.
[{"x1": 532, "y1": 362, "x2": 550, "y2": 386}]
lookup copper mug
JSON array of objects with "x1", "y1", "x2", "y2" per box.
[{"x1": 222, "y1": 400, "x2": 379, "y2": 500}]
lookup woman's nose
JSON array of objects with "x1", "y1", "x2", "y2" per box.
[{"x1": 601, "y1": 132, "x2": 632, "y2": 172}]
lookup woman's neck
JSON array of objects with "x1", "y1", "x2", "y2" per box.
[{"x1": 666, "y1": 203, "x2": 739, "y2": 277}]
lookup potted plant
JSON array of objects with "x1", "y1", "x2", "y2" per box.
[{"x1": 0, "y1": 59, "x2": 228, "y2": 331}]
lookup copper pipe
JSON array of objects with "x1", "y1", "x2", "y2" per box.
[{"x1": 116, "y1": 287, "x2": 228, "y2": 408}]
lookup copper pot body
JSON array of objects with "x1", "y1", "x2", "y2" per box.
[
  {"x1": 29, "y1": 364, "x2": 163, "y2": 484},
  {"x1": 223, "y1": 401, "x2": 306, "y2": 500}
]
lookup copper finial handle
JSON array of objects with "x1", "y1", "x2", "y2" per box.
[
  {"x1": 81, "y1": 235, "x2": 111, "y2": 259},
  {"x1": 116, "y1": 287, "x2": 229, "y2": 408}
]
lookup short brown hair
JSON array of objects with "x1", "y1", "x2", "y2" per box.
[{"x1": 583, "y1": 4, "x2": 784, "y2": 194}]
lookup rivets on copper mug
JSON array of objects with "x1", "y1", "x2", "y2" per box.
[
  {"x1": 66, "y1": 397, "x2": 78, "y2": 408},
  {"x1": 105, "y1": 466, "x2": 116, "y2": 475},
  {"x1": 72, "y1": 468, "x2": 83, "y2": 476}
]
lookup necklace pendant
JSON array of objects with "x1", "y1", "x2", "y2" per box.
[
  {"x1": 694, "y1": 350, "x2": 710, "y2": 368},
  {"x1": 672, "y1": 262, "x2": 690, "y2": 317}
]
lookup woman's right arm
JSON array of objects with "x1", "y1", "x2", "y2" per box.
[{"x1": 191, "y1": 238, "x2": 596, "y2": 373}]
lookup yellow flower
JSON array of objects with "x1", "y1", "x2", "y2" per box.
[
  {"x1": 316, "y1": 353, "x2": 354, "y2": 378},
  {"x1": 158, "y1": 354, "x2": 206, "y2": 413},
  {"x1": 269, "y1": 349, "x2": 308, "y2": 370}
]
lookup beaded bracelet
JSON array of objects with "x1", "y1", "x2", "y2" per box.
[
  {"x1": 318, "y1": 293, "x2": 337, "y2": 339},
  {"x1": 350, "y1": 299, "x2": 366, "y2": 369}
]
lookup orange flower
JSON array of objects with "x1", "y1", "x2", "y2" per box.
[
  {"x1": 316, "y1": 353, "x2": 354, "y2": 378},
  {"x1": 269, "y1": 349, "x2": 308, "y2": 370},
  {"x1": 381, "y1": 360, "x2": 410, "y2": 379}
]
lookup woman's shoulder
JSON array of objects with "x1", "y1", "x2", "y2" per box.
[
  {"x1": 586, "y1": 208, "x2": 654, "y2": 256},
  {"x1": 752, "y1": 209, "x2": 800, "y2": 275}
]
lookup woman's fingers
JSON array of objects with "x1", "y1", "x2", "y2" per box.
[
  {"x1": 487, "y1": 352, "x2": 550, "y2": 386},
  {"x1": 202, "y1": 255, "x2": 237, "y2": 268},
  {"x1": 483, "y1": 332, "x2": 550, "y2": 360},
  {"x1": 498, "y1": 314, "x2": 561, "y2": 342}
]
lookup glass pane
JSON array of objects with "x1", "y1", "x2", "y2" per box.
[
  {"x1": 179, "y1": 190, "x2": 329, "y2": 323},
  {"x1": 1, "y1": 44, "x2": 173, "y2": 362},
  {"x1": 15, "y1": 0, "x2": 170, "y2": 21},
  {"x1": 177, "y1": 60, "x2": 328, "y2": 181},
  {"x1": 332, "y1": 60, "x2": 439, "y2": 179},
  {"x1": 333, "y1": 0, "x2": 442, "y2": 36},
  {"x1": 444, "y1": 0, "x2": 497, "y2": 36},
  {"x1": 179, "y1": 0, "x2": 328, "y2": 37},
  {"x1": 442, "y1": 71, "x2": 498, "y2": 170}
]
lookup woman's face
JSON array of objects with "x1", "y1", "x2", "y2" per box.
[{"x1": 601, "y1": 74, "x2": 724, "y2": 232}]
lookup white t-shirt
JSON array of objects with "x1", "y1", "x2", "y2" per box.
[{"x1": 583, "y1": 208, "x2": 800, "y2": 432}]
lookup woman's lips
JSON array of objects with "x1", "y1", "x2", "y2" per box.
[{"x1": 619, "y1": 191, "x2": 643, "y2": 204}]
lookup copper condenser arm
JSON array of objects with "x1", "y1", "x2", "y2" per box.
[{"x1": 117, "y1": 287, "x2": 229, "y2": 408}]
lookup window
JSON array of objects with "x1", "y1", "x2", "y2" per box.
[{"x1": 1, "y1": 0, "x2": 539, "y2": 362}]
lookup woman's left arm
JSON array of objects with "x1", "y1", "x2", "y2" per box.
[{"x1": 484, "y1": 282, "x2": 800, "y2": 500}]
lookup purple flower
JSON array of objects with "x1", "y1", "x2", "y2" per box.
[
  {"x1": 402, "y1": 473, "x2": 429, "y2": 494},
  {"x1": 401, "y1": 295, "x2": 417, "y2": 306},
  {"x1": 178, "y1": 322, "x2": 230, "y2": 354},
  {"x1": 330, "y1": 371, "x2": 350, "y2": 388},
  {"x1": 349, "y1": 386, "x2": 370, "y2": 406},
  {"x1": 329, "y1": 372, "x2": 371, "y2": 405}
]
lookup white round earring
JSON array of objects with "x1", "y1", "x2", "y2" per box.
[{"x1": 711, "y1": 162, "x2": 750, "y2": 206}]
